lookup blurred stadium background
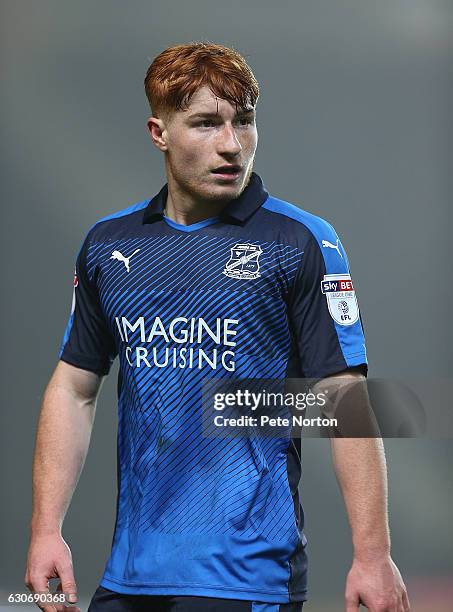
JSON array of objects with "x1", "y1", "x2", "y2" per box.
[{"x1": 1, "y1": 1, "x2": 452, "y2": 610}]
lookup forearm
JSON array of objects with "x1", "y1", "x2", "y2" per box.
[
  {"x1": 31, "y1": 371, "x2": 96, "y2": 536},
  {"x1": 330, "y1": 437, "x2": 391, "y2": 561}
]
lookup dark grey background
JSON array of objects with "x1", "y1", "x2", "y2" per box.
[{"x1": 2, "y1": 1, "x2": 452, "y2": 610}]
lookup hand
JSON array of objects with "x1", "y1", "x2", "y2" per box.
[
  {"x1": 24, "y1": 532, "x2": 80, "y2": 612},
  {"x1": 345, "y1": 554, "x2": 410, "y2": 611}
]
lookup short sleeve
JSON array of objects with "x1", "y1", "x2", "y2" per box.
[
  {"x1": 59, "y1": 234, "x2": 117, "y2": 375},
  {"x1": 288, "y1": 225, "x2": 368, "y2": 379}
]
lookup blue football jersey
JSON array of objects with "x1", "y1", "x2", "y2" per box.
[{"x1": 59, "y1": 173, "x2": 368, "y2": 603}]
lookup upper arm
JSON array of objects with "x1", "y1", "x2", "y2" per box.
[
  {"x1": 50, "y1": 360, "x2": 105, "y2": 403},
  {"x1": 315, "y1": 369, "x2": 380, "y2": 437}
]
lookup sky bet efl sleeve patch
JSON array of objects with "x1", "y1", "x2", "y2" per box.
[{"x1": 321, "y1": 273, "x2": 359, "y2": 326}]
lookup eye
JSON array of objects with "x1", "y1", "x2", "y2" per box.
[
  {"x1": 199, "y1": 119, "x2": 215, "y2": 128},
  {"x1": 237, "y1": 116, "x2": 255, "y2": 127}
]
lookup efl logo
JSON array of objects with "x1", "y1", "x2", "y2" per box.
[{"x1": 321, "y1": 273, "x2": 359, "y2": 326}]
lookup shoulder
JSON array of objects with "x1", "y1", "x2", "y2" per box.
[
  {"x1": 261, "y1": 195, "x2": 339, "y2": 245},
  {"x1": 84, "y1": 198, "x2": 150, "y2": 243},
  {"x1": 259, "y1": 194, "x2": 351, "y2": 272},
  {"x1": 74, "y1": 199, "x2": 150, "y2": 273}
]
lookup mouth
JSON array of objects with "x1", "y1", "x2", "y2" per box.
[{"x1": 211, "y1": 165, "x2": 242, "y2": 180}]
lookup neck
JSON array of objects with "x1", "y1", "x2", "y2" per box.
[{"x1": 164, "y1": 168, "x2": 231, "y2": 226}]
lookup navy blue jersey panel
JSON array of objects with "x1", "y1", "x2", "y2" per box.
[
  {"x1": 261, "y1": 198, "x2": 368, "y2": 378},
  {"x1": 59, "y1": 227, "x2": 118, "y2": 375},
  {"x1": 286, "y1": 236, "x2": 350, "y2": 378}
]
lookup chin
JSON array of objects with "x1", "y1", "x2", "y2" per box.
[
  {"x1": 182, "y1": 178, "x2": 242, "y2": 204},
  {"x1": 206, "y1": 169, "x2": 253, "y2": 201},
  {"x1": 208, "y1": 182, "x2": 244, "y2": 201}
]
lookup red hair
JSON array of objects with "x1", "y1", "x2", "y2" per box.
[{"x1": 144, "y1": 42, "x2": 259, "y2": 117}]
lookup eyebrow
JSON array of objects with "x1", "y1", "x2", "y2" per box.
[{"x1": 187, "y1": 109, "x2": 256, "y2": 120}]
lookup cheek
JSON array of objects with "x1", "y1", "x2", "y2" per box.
[
  {"x1": 242, "y1": 130, "x2": 258, "y2": 155},
  {"x1": 171, "y1": 139, "x2": 207, "y2": 166}
]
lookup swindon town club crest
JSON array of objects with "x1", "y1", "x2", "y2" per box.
[{"x1": 223, "y1": 243, "x2": 263, "y2": 280}]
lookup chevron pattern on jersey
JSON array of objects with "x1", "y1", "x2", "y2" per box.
[{"x1": 85, "y1": 233, "x2": 303, "y2": 542}]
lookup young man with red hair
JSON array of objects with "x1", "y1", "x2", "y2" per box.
[{"x1": 26, "y1": 43, "x2": 409, "y2": 612}]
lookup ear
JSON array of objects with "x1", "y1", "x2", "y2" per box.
[{"x1": 147, "y1": 116, "x2": 168, "y2": 152}]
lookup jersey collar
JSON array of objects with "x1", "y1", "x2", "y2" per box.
[{"x1": 142, "y1": 172, "x2": 268, "y2": 225}]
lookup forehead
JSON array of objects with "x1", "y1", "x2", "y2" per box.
[{"x1": 184, "y1": 85, "x2": 254, "y2": 115}]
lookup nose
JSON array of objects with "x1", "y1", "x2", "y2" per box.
[{"x1": 217, "y1": 123, "x2": 242, "y2": 156}]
